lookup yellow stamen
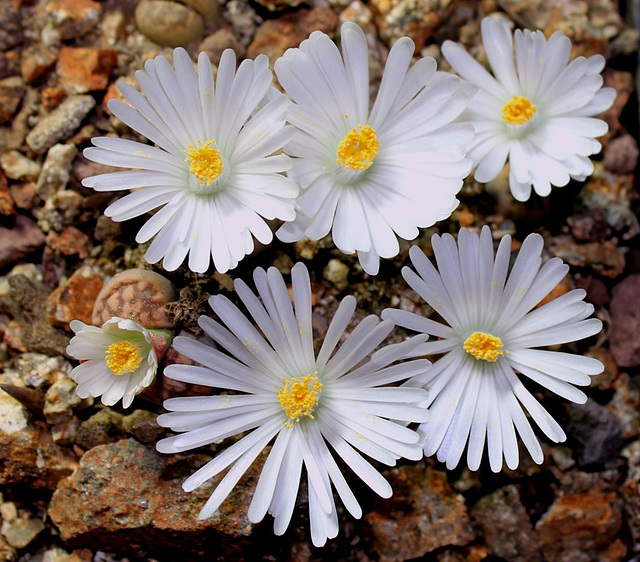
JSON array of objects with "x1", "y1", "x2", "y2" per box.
[
  {"x1": 463, "y1": 331, "x2": 505, "y2": 362},
  {"x1": 183, "y1": 140, "x2": 223, "y2": 185},
  {"x1": 336, "y1": 125, "x2": 380, "y2": 170},
  {"x1": 501, "y1": 95, "x2": 537, "y2": 125},
  {"x1": 278, "y1": 373, "x2": 322, "y2": 427},
  {"x1": 105, "y1": 340, "x2": 142, "y2": 375}
]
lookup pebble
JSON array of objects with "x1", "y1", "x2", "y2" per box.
[
  {"x1": 0, "y1": 52, "x2": 16, "y2": 80},
  {"x1": 365, "y1": 464, "x2": 475, "y2": 561},
  {"x1": 609, "y1": 274, "x2": 640, "y2": 367},
  {"x1": 121, "y1": 409, "x2": 163, "y2": 444},
  {"x1": 323, "y1": 259, "x2": 349, "y2": 290},
  {"x1": 0, "y1": 3, "x2": 24, "y2": 51},
  {"x1": 471, "y1": 485, "x2": 542, "y2": 562},
  {"x1": 604, "y1": 134, "x2": 639, "y2": 174},
  {"x1": 38, "y1": 190, "x2": 85, "y2": 233},
  {"x1": 606, "y1": 373, "x2": 640, "y2": 439},
  {"x1": 26, "y1": 94, "x2": 96, "y2": 154},
  {"x1": 45, "y1": 0, "x2": 103, "y2": 40},
  {"x1": 57, "y1": 47, "x2": 117, "y2": 94},
  {"x1": 498, "y1": 0, "x2": 623, "y2": 46},
  {"x1": 369, "y1": 0, "x2": 452, "y2": 47},
  {"x1": 1, "y1": 517, "x2": 45, "y2": 548},
  {"x1": 48, "y1": 439, "x2": 256, "y2": 556},
  {"x1": 536, "y1": 491, "x2": 626, "y2": 561},
  {"x1": 76, "y1": 409, "x2": 126, "y2": 450},
  {"x1": 0, "y1": 502, "x2": 17, "y2": 522},
  {"x1": 182, "y1": 0, "x2": 219, "y2": 24},
  {"x1": 44, "y1": 375, "x2": 86, "y2": 425},
  {"x1": 135, "y1": 0, "x2": 205, "y2": 47},
  {"x1": 0, "y1": 215, "x2": 46, "y2": 271},
  {"x1": 224, "y1": 0, "x2": 261, "y2": 47},
  {"x1": 550, "y1": 235, "x2": 625, "y2": 278},
  {"x1": 566, "y1": 399, "x2": 624, "y2": 466},
  {"x1": 35, "y1": 144, "x2": 78, "y2": 201},
  {"x1": 20, "y1": 44, "x2": 58, "y2": 84},
  {"x1": 0, "y1": 387, "x2": 77, "y2": 489},
  {"x1": 198, "y1": 28, "x2": 245, "y2": 66},
  {"x1": 247, "y1": 6, "x2": 339, "y2": 65},
  {"x1": 0, "y1": 76, "x2": 25, "y2": 125},
  {"x1": 46, "y1": 265, "x2": 105, "y2": 328},
  {"x1": 46, "y1": 226, "x2": 92, "y2": 259},
  {"x1": 0, "y1": 150, "x2": 41, "y2": 181}
]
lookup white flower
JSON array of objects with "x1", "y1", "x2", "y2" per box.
[
  {"x1": 82, "y1": 47, "x2": 298, "y2": 274},
  {"x1": 382, "y1": 227, "x2": 604, "y2": 472},
  {"x1": 274, "y1": 22, "x2": 474, "y2": 275},
  {"x1": 67, "y1": 317, "x2": 158, "y2": 408},
  {"x1": 442, "y1": 16, "x2": 616, "y2": 201},
  {"x1": 156, "y1": 262, "x2": 430, "y2": 546}
]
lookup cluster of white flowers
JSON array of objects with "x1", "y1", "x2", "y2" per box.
[
  {"x1": 81, "y1": 16, "x2": 614, "y2": 275},
  {"x1": 66, "y1": 14, "x2": 613, "y2": 548}
]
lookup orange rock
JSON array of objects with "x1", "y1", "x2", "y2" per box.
[
  {"x1": 46, "y1": 0, "x2": 102, "y2": 40},
  {"x1": 45, "y1": 226, "x2": 92, "y2": 258},
  {"x1": 46, "y1": 265, "x2": 105, "y2": 327},
  {"x1": 536, "y1": 491, "x2": 626, "y2": 562},
  {"x1": 57, "y1": 47, "x2": 117, "y2": 94}
]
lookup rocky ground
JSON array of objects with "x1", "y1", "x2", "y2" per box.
[{"x1": 1, "y1": 0, "x2": 639, "y2": 560}]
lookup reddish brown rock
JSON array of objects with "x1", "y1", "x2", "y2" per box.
[
  {"x1": 49, "y1": 439, "x2": 256, "y2": 558},
  {"x1": 46, "y1": 266, "x2": 105, "y2": 328},
  {"x1": 46, "y1": 0, "x2": 102, "y2": 40},
  {"x1": 604, "y1": 134, "x2": 639, "y2": 174},
  {"x1": 45, "y1": 226, "x2": 92, "y2": 259},
  {"x1": 0, "y1": 170, "x2": 14, "y2": 216},
  {"x1": 602, "y1": 70, "x2": 634, "y2": 143},
  {"x1": 56, "y1": 47, "x2": 117, "y2": 94},
  {"x1": 536, "y1": 491, "x2": 626, "y2": 562},
  {"x1": 0, "y1": 215, "x2": 45, "y2": 270},
  {"x1": 0, "y1": 388, "x2": 77, "y2": 489},
  {"x1": 0, "y1": 76, "x2": 24, "y2": 125},
  {"x1": 20, "y1": 44, "x2": 58, "y2": 84},
  {"x1": 609, "y1": 274, "x2": 640, "y2": 367},
  {"x1": 471, "y1": 485, "x2": 542, "y2": 562},
  {"x1": 247, "y1": 7, "x2": 338, "y2": 65},
  {"x1": 365, "y1": 464, "x2": 475, "y2": 562},
  {"x1": 549, "y1": 236, "x2": 625, "y2": 278}
]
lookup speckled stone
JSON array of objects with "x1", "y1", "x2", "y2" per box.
[
  {"x1": 35, "y1": 144, "x2": 78, "y2": 201},
  {"x1": 365, "y1": 464, "x2": 475, "y2": 561},
  {"x1": 536, "y1": 491, "x2": 627, "y2": 561},
  {"x1": 26, "y1": 95, "x2": 95, "y2": 154},
  {"x1": 471, "y1": 485, "x2": 542, "y2": 562},
  {"x1": 48, "y1": 439, "x2": 256, "y2": 558},
  {"x1": 46, "y1": 265, "x2": 105, "y2": 327},
  {"x1": 1, "y1": 517, "x2": 45, "y2": 548},
  {"x1": 45, "y1": 0, "x2": 102, "y2": 40},
  {"x1": 0, "y1": 388, "x2": 77, "y2": 489}
]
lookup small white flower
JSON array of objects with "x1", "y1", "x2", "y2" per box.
[
  {"x1": 67, "y1": 317, "x2": 158, "y2": 408},
  {"x1": 382, "y1": 226, "x2": 604, "y2": 472},
  {"x1": 275, "y1": 22, "x2": 474, "y2": 275},
  {"x1": 442, "y1": 16, "x2": 616, "y2": 201},
  {"x1": 157, "y1": 262, "x2": 430, "y2": 547},
  {"x1": 82, "y1": 47, "x2": 298, "y2": 273}
]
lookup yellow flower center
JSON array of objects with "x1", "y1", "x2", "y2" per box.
[
  {"x1": 336, "y1": 125, "x2": 380, "y2": 170},
  {"x1": 183, "y1": 140, "x2": 223, "y2": 185},
  {"x1": 105, "y1": 340, "x2": 143, "y2": 375},
  {"x1": 463, "y1": 331, "x2": 505, "y2": 362},
  {"x1": 278, "y1": 373, "x2": 322, "y2": 427},
  {"x1": 501, "y1": 95, "x2": 537, "y2": 125}
]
